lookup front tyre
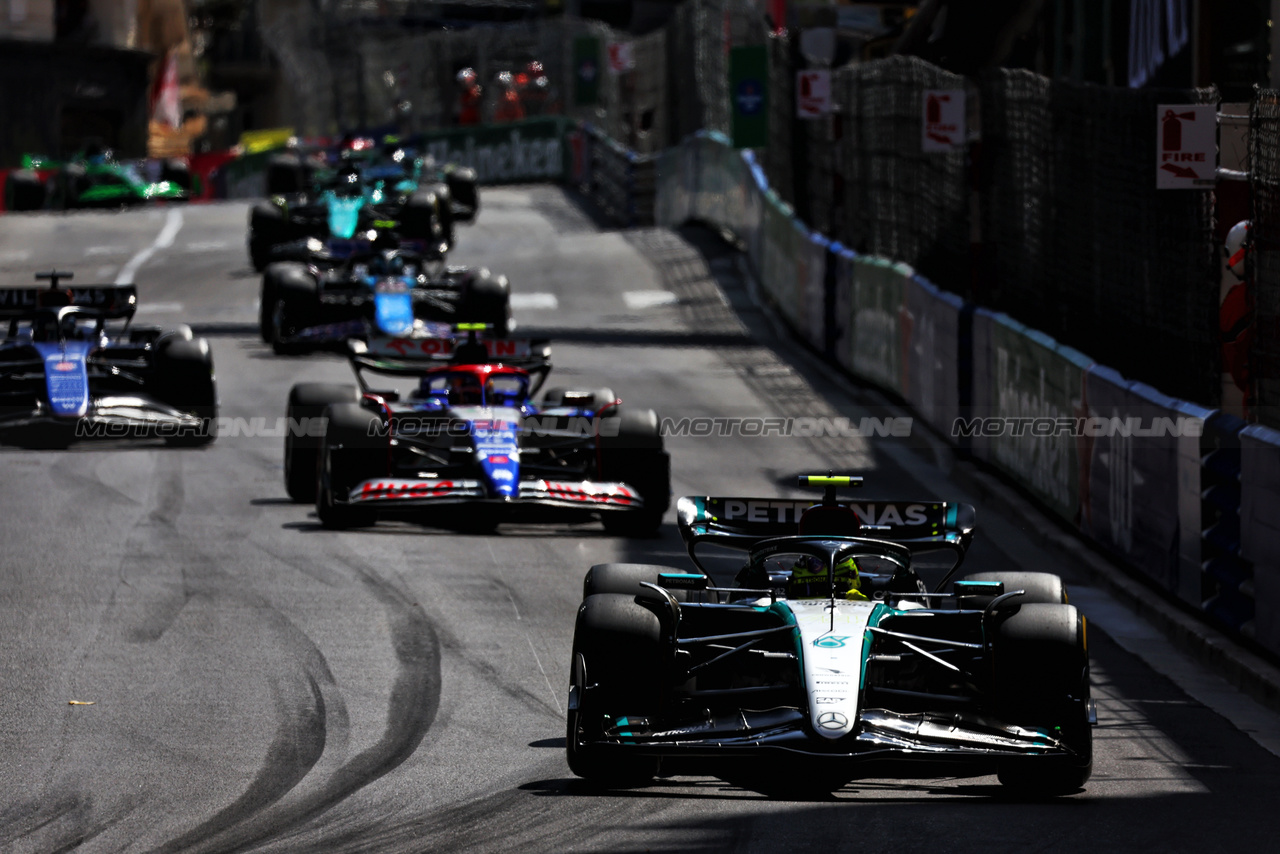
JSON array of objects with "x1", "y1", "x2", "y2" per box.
[
  {"x1": 993, "y1": 603, "x2": 1092, "y2": 796},
  {"x1": 566, "y1": 594, "x2": 663, "y2": 787},
  {"x1": 284, "y1": 383, "x2": 360, "y2": 502},
  {"x1": 315, "y1": 403, "x2": 385, "y2": 529},
  {"x1": 154, "y1": 338, "x2": 218, "y2": 446}
]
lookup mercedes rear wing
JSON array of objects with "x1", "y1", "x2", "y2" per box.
[{"x1": 676, "y1": 495, "x2": 975, "y2": 548}]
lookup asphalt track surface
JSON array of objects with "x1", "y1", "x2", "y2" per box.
[{"x1": 1, "y1": 189, "x2": 1279, "y2": 853}]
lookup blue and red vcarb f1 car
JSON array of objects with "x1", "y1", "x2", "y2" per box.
[
  {"x1": 566, "y1": 475, "x2": 1095, "y2": 797},
  {"x1": 282, "y1": 327, "x2": 670, "y2": 535},
  {"x1": 0, "y1": 272, "x2": 216, "y2": 447}
]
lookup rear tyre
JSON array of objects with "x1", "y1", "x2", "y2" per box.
[
  {"x1": 153, "y1": 338, "x2": 218, "y2": 446},
  {"x1": 583, "y1": 563, "x2": 691, "y2": 600},
  {"x1": 956, "y1": 572, "x2": 1067, "y2": 610},
  {"x1": 284, "y1": 383, "x2": 360, "y2": 503},
  {"x1": 249, "y1": 201, "x2": 290, "y2": 271},
  {"x1": 399, "y1": 187, "x2": 446, "y2": 248},
  {"x1": 566, "y1": 594, "x2": 663, "y2": 787},
  {"x1": 599, "y1": 409, "x2": 670, "y2": 537},
  {"x1": 160, "y1": 159, "x2": 192, "y2": 191},
  {"x1": 993, "y1": 603, "x2": 1092, "y2": 796},
  {"x1": 541, "y1": 387, "x2": 617, "y2": 412},
  {"x1": 4, "y1": 170, "x2": 46, "y2": 211},
  {"x1": 456, "y1": 270, "x2": 511, "y2": 334},
  {"x1": 266, "y1": 153, "x2": 306, "y2": 195},
  {"x1": 316, "y1": 403, "x2": 385, "y2": 529},
  {"x1": 444, "y1": 166, "x2": 479, "y2": 223}
]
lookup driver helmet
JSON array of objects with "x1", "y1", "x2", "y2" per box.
[
  {"x1": 335, "y1": 165, "x2": 362, "y2": 198},
  {"x1": 788, "y1": 555, "x2": 866, "y2": 600},
  {"x1": 457, "y1": 68, "x2": 478, "y2": 88},
  {"x1": 450, "y1": 373, "x2": 484, "y2": 405},
  {"x1": 369, "y1": 251, "x2": 406, "y2": 277}
]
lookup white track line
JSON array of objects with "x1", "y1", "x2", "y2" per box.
[
  {"x1": 115, "y1": 209, "x2": 183, "y2": 285},
  {"x1": 510, "y1": 293, "x2": 559, "y2": 310},
  {"x1": 623, "y1": 289, "x2": 678, "y2": 310}
]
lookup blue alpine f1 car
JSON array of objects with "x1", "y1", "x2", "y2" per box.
[
  {"x1": 566, "y1": 475, "x2": 1095, "y2": 797},
  {"x1": 259, "y1": 235, "x2": 510, "y2": 354},
  {"x1": 0, "y1": 272, "x2": 216, "y2": 447},
  {"x1": 281, "y1": 327, "x2": 670, "y2": 536}
]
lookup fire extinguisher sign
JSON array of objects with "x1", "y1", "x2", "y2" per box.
[
  {"x1": 1156, "y1": 104, "x2": 1217, "y2": 189},
  {"x1": 922, "y1": 90, "x2": 965, "y2": 152}
]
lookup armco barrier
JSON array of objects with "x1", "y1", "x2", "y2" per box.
[
  {"x1": 904, "y1": 276, "x2": 965, "y2": 437},
  {"x1": 846, "y1": 256, "x2": 913, "y2": 398},
  {"x1": 1201, "y1": 412, "x2": 1252, "y2": 634},
  {"x1": 1241, "y1": 424, "x2": 1280, "y2": 655},
  {"x1": 970, "y1": 309, "x2": 1091, "y2": 524},
  {"x1": 578, "y1": 122, "x2": 655, "y2": 227},
  {"x1": 1081, "y1": 365, "x2": 1212, "y2": 599}
]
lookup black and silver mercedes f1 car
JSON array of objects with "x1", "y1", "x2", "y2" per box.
[
  {"x1": 282, "y1": 327, "x2": 670, "y2": 536},
  {"x1": 566, "y1": 475, "x2": 1095, "y2": 797},
  {"x1": 0, "y1": 272, "x2": 216, "y2": 447}
]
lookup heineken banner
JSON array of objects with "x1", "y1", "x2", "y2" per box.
[
  {"x1": 573, "y1": 37, "x2": 601, "y2": 107},
  {"x1": 418, "y1": 118, "x2": 568, "y2": 184},
  {"x1": 729, "y1": 45, "x2": 769, "y2": 149}
]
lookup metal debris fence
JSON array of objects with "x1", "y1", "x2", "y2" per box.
[
  {"x1": 1251, "y1": 90, "x2": 1280, "y2": 427},
  {"x1": 259, "y1": 2, "x2": 1236, "y2": 413}
]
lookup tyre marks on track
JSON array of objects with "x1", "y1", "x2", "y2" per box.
[{"x1": 163, "y1": 555, "x2": 441, "y2": 854}]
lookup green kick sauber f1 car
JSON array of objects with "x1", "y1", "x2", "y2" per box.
[{"x1": 4, "y1": 145, "x2": 190, "y2": 211}]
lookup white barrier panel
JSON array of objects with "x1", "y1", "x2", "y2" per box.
[
  {"x1": 903, "y1": 276, "x2": 964, "y2": 436},
  {"x1": 968, "y1": 310, "x2": 1092, "y2": 523},
  {"x1": 1241, "y1": 424, "x2": 1280, "y2": 656}
]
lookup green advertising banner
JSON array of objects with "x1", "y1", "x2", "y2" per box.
[
  {"x1": 573, "y1": 37, "x2": 601, "y2": 107},
  {"x1": 418, "y1": 117, "x2": 568, "y2": 184},
  {"x1": 729, "y1": 45, "x2": 769, "y2": 149}
]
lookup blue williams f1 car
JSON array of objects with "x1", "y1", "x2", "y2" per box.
[
  {"x1": 566, "y1": 475, "x2": 1095, "y2": 797},
  {"x1": 282, "y1": 328, "x2": 670, "y2": 535},
  {"x1": 0, "y1": 272, "x2": 216, "y2": 447}
]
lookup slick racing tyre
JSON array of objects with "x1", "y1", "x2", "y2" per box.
[
  {"x1": 540, "y1": 387, "x2": 618, "y2": 412},
  {"x1": 316, "y1": 403, "x2": 386, "y2": 529},
  {"x1": 583, "y1": 563, "x2": 692, "y2": 601},
  {"x1": 4, "y1": 170, "x2": 46, "y2": 211},
  {"x1": 266, "y1": 153, "x2": 306, "y2": 196},
  {"x1": 266, "y1": 263, "x2": 317, "y2": 354},
  {"x1": 249, "y1": 200, "x2": 291, "y2": 272},
  {"x1": 566, "y1": 593, "x2": 663, "y2": 788},
  {"x1": 444, "y1": 166, "x2": 479, "y2": 223},
  {"x1": 284, "y1": 383, "x2": 361, "y2": 503},
  {"x1": 598, "y1": 409, "x2": 670, "y2": 537},
  {"x1": 456, "y1": 271, "x2": 511, "y2": 334},
  {"x1": 955, "y1": 572, "x2": 1067, "y2": 610},
  {"x1": 400, "y1": 187, "x2": 447, "y2": 248},
  {"x1": 160, "y1": 159, "x2": 192, "y2": 191},
  {"x1": 992, "y1": 603, "x2": 1092, "y2": 796},
  {"x1": 154, "y1": 337, "x2": 218, "y2": 446}
]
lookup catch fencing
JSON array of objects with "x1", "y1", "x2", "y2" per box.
[{"x1": 653, "y1": 130, "x2": 1279, "y2": 663}]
